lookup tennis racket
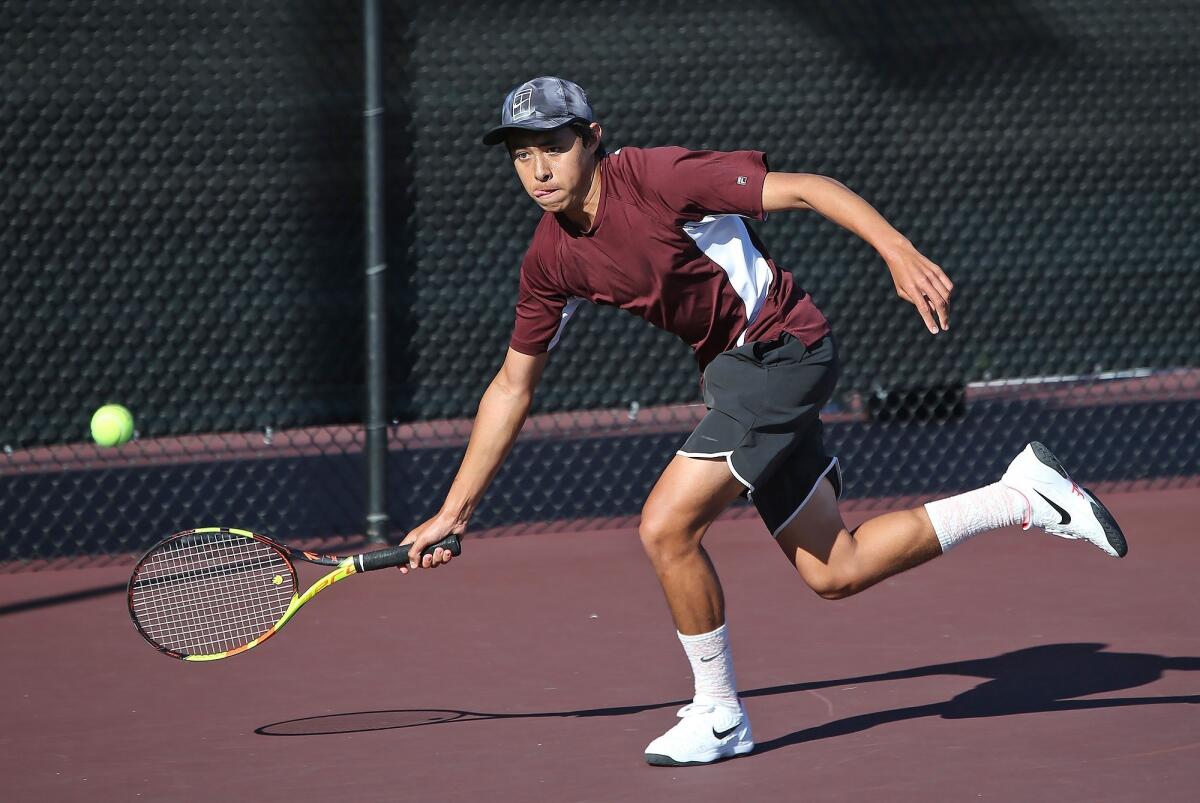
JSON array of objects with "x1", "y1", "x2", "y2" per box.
[{"x1": 127, "y1": 526, "x2": 460, "y2": 661}]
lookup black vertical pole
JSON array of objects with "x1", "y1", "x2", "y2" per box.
[{"x1": 363, "y1": 0, "x2": 388, "y2": 543}]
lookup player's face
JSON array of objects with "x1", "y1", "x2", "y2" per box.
[{"x1": 507, "y1": 127, "x2": 596, "y2": 214}]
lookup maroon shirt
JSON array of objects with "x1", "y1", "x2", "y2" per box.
[{"x1": 509, "y1": 146, "x2": 830, "y2": 371}]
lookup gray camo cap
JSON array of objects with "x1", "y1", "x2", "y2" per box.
[{"x1": 482, "y1": 76, "x2": 595, "y2": 146}]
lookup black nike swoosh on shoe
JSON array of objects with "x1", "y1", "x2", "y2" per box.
[
  {"x1": 1035, "y1": 490, "x2": 1072, "y2": 525},
  {"x1": 712, "y1": 723, "x2": 740, "y2": 740}
]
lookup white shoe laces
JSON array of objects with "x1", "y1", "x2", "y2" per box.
[{"x1": 675, "y1": 702, "x2": 718, "y2": 718}]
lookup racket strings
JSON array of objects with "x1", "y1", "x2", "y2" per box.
[{"x1": 130, "y1": 534, "x2": 296, "y2": 655}]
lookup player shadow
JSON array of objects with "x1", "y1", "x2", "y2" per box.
[
  {"x1": 750, "y1": 642, "x2": 1200, "y2": 754},
  {"x1": 255, "y1": 643, "x2": 1200, "y2": 738}
]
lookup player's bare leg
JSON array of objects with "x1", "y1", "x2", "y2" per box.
[
  {"x1": 638, "y1": 454, "x2": 756, "y2": 766},
  {"x1": 774, "y1": 478, "x2": 942, "y2": 599},
  {"x1": 639, "y1": 455, "x2": 745, "y2": 633},
  {"x1": 777, "y1": 442, "x2": 1127, "y2": 600}
]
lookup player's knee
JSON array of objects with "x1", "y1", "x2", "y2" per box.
[
  {"x1": 638, "y1": 509, "x2": 698, "y2": 563},
  {"x1": 814, "y1": 582, "x2": 856, "y2": 601},
  {"x1": 804, "y1": 567, "x2": 858, "y2": 601}
]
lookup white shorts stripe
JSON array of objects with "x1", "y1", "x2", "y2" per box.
[{"x1": 675, "y1": 449, "x2": 755, "y2": 493}]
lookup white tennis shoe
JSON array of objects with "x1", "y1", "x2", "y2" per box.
[
  {"x1": 1001, "y1": 442, "x2": 1128, "y2": 557},
  {"x1": 644, "y1": 701, "x2": 754, "y2": 766}
]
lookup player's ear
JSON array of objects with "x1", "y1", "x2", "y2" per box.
[
  {"x1": 579, "y1": 121, "x2": 603, "y2": 161},
  {"x1": 587, "y1": 122, "x2": 603, "y2": 153}
]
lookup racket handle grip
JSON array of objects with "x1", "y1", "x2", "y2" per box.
[{"x1": 355, "y1": 534, "x2": 462, "y2": 572}]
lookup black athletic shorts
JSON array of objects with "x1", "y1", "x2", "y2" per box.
[{"x1": 678, "y1": 332, "x2": 842, "y2": 537}]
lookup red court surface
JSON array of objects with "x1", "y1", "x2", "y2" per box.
[{"x1": 2, "y1": 487, "x2": 1198, "y2": 802}]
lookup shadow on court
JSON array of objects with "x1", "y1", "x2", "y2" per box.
[
  {"x1": 0, "y1": 582, "x2": 128, "y2": 616},
  {"x1": 752, "y1": 643, "x2": 1200, "y2": 755},
  {"x1": 255, "y1": 643, "x2": 1200, "y2": 743}
]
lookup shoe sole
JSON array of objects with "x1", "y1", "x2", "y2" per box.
[
  {"x1": 645, "y1": 743, "x2": 755, "y2": 767},
  {"x1": 1030, "y1": 441, "x2": 1128, "y2": 558}
]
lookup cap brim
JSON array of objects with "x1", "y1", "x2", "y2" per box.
[{"x1": 481, "y1": 116, "x2": 580, "y2": 146}]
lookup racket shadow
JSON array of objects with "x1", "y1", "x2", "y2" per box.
[{"x1": 255, "y1": 698, "x2": 688, "y2": 737}]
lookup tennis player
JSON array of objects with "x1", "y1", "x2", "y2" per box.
[{"x1": 399, "y1": 77, "x2": 1128, "y2": 766}]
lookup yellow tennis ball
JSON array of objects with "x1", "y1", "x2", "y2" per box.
[{"x1": 90, "y1": 404, "x2": 135, "y2": 447}]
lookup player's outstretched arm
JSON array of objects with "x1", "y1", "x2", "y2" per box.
[
  {"x1": 397, "y1": 347, "x2": 549, "y2": 571},
  {"x1": 762, "y1": 172, "x2": 954, "y2": 334}
]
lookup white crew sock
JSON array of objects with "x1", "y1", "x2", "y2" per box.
[
  {"x1": 924, "y1": 482, "x2": 1031, "y2": 553},
  {"x1": 678, "y1": 623, "x2": 740, "y2": 711}
]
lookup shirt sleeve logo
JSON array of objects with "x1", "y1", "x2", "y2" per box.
[
  {"x1": 512, "y1": 89, "x2": 535, "y2": 121},
  {"x1": 737, "y1": 176, "x2": 748, "y2": 185}
]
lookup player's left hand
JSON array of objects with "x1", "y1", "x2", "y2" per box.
[{"x1": 880, "y1": 240, "x2": 953, "y2": 334}]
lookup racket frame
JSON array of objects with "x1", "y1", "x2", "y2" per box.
[{"x1": 127, "y1": 526, "x2": 455, "y2": 662}]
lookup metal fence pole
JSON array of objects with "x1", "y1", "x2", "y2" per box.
[{"x1": 363, "y1": 0, "x2": 389, "y2": 543}]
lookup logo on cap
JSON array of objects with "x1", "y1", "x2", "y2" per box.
[{"x1": 512, "y1": 88, "x2": 534, "y2": 121}]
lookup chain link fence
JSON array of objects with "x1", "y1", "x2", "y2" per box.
[{"x1": 2, "y1": 0, "x2": 1197, "y2": 568}]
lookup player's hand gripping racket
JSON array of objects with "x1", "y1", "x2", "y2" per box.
[{"x1": 127, "y1": 527, "x2": 460, "y2": 661}]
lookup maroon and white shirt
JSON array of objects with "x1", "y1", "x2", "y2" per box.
[{"x1": 508, "y1": 146, "x2": 830, "y2": 371}]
